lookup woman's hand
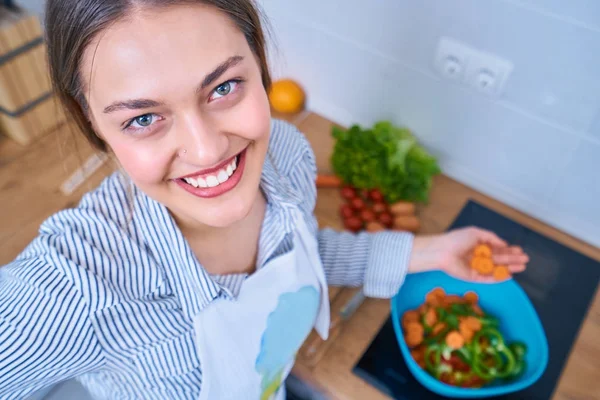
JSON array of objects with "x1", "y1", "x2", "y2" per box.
[{"x1": 408, "y1": 226, "x2": 529, "y2": 282}]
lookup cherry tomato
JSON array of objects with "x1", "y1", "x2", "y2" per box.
[
  {"x1": 351, "y1": 197, "x2": 366, "y2": 211},
  {"x1": 378, "y1": 212, "x2": 393, "y2": 227},
  {"x1": 372, "y1": 202, "x2": 388, "y2": 214},
  {"x1": 340, "y1": 204, "x2": 354, "y2": 219},
  {"x1": 340, "y1": 186, "x2": 356, "y2": 200},
  {"x1": 361, "y1": 189, "x2": 370, "y2": 200},
  {"x1": 343, "y1": 217, "x2": 363, "y2": 232},
  {"x1": 369, "y1": 189, "x2": 384, "y2": 202},
  {"x1": 360, "y1": 209, "x2": 376, "y2": 222}
]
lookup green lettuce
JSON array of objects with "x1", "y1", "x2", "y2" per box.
[{"x1": 331, "y1": 121, "x2": 441, "y2": 203}]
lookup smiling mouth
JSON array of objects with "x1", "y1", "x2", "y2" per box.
[
  {"x1": 180, "y1": 154, "x2": 240, "y2": 188},
  {"x1": 175, "y1": 148, "x2": 247, "y2": 198}
]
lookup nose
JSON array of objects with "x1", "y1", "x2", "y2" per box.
[{"x1": 177, "y1": 113, "x2": 228, "y2": 167}]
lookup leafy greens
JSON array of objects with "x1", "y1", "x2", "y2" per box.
[{"x1": 331, "y1": 121, "x2": 441, "y2": 203}]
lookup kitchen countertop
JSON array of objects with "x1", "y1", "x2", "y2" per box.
[{"x1": 284, "y1": 112, "x2": 600, "y2": 400}]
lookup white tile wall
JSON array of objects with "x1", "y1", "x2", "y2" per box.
[{"x1": 260, "y1": 0, "x2": 600, "y2": 247}]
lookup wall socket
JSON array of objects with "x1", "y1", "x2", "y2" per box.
[{"x1": 434, "y1": 37, "x2": 514, "y2": 96}]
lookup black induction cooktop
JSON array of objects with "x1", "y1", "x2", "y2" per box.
[{"x1": 354, "y1": 200, "x2": 599, "y2": 400}]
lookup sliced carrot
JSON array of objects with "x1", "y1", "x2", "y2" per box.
[
  {"x1": 443, "y1": 295, "x2": 464, "y2": 306},
  {"x1": 493, "y1": 265, "x2": 511, "y2": 281},
  {"x1": 464, "y1": 291, "x2": 479, "y2": 304},
  {"x1": 445, "y1": 331, "x2": 465, "y2": 350},
  {"x1": 470, "y1": 257, "x2": 495, "y2": 275},
  {"x1": 430, "y1": 287, "x2": 446, "y2": 299},
  {"x1": 459, "y1": 321, "x2": 474, "y2": 343},
  {"x1": 466, "y1": 316, "x2": 482, "y2": 331},
  {"x1": 406, "y1": 332, "x2": 423, "y2": 348},
  {"x1": 432, "y1": 322, "x2": 447, "y2": 335},
  {"x1": 473, "y1": 243, "x2": 492, "y2": 258},
  {"x1": 402, "y1": 310, "x2": 420, "y2": 329},
  {"x1": 406, "y1": 322, "x2": 424, "y2": 337},
  {"x1": 315, "y1": 174, "x2": 342, "y2": 188},
  {"x1": 425, "y1": 292, "x2": 442, "y2": 306},
  {"x1": 424, "y1": 308, "x2": 438, "y2": 327},
  {"x1": 411, "y1": 346, "x2": 426, "y2": 364},
  {"x1": 472, "y1": 304, "x2": 484, "y2": 316}
]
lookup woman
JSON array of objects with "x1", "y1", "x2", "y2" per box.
[{"x1": 0, "y1": 1, "x2": 528, "y2": 399}]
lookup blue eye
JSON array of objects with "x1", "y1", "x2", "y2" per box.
[
  {"x1": 209, "y1": 79, "x2": 241, "y2": 101},
  {"x1": 131, "y1": 114, "x2": 154, "y2": 128}
]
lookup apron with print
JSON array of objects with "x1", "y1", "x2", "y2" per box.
[{"x1": 193, "y1": 212, "x2": 330, "y2": 400}]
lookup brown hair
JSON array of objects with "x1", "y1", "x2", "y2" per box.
[{"x1": 45, "y1": 0, "x2": 272, "y2": 153}]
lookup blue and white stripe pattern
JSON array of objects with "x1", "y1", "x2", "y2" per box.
[{"x1": 0, "y1": 119, "x2": 413, "y2": 399}]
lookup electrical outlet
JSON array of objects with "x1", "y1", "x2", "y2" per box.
[
  {"x1": 434, "y1": 37, "x2": 472, "y2": 81},
  {"x1": 465, "y1": 50, "x2": 513, "y2": 95},
  {"x1": 433, "y1": 37, "x2": 513, "y2": 96}
]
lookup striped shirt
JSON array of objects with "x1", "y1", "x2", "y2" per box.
[{"x1": 0, "y1": 119, "x2": 413, "y2": 400}]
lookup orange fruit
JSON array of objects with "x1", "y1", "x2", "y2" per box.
[{"x1": 268, "y1": 79, "x2": 306, "y2": 113}]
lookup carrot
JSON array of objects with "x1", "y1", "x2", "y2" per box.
[
  {"x1": 464, "y1": 291, "x2": 478, "y2": 304},
  {"x1": 445, "y1": 331, "x2": 465, "y2": 350},
  {"x1": 425, "y1": 291, "x2": 442, "y2": 306},
  {"x1": 406, "y1": 332, "x2": 424, "y2": 348},
  {"x1": 459, "y1": 321, "x2": 474, "y2": 343},
  {"x1": 366, "y1": 221, "x2": 386, "y2": 232},
  {"x1": 466, "y1": 316, "x2": 482, "y2": 331},
  {"x1": 473, "y1": 243, "x2": 492, "y2": 258},
  {"x1": 389, "y1": 201, "x2": 416, "y2": 216},
  {"x1": 315, "y1": 174, "x2": 342, "y2": 188},
  {"x1": 472, "y1": 304, "x2": 484, "y2": 316},
  {"x1": 402, "y1": 310, "x2": 420, "y2": 329},
  {"x1": 406, "y1": 322, "x2": 424, "y2": 337},
  {"x1": 470, "y1": 256, "x2": 494, "y2": 275},
  {"x1": 493, "y1": 265, "x2": 511, "y2": 281},
  {"x1": 430, "y1": 287, "x2": 446, "y2": 298},
  {"x1": 443, "y1": 295, "x2": 464, "y2": 306},
  {"x1": 432, "y1": 322, "x2": 447, "y2": 335},
  {"x1": 424, "y1": 308, "x2": 438, "y2": 327},
  {"x1": 393, "y1": 215, "x2": 421, "y2": 232}
]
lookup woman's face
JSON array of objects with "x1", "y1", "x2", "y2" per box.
[{"x1": 81, "y1": 5, "x2": 271, "y2": 229}]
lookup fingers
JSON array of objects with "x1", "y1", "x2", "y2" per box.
[
  {"x1": 492, "y1": 247, "x2": 529, "y2": 264},
  {"x1": 470, "y1": 227, "x2": 508, "y2": 248},
  {"x1": 492, "y1": 246, "x2": 529, "y2": 272}
]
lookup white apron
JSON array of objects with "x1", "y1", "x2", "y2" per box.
[{"x1": 193, "y1": 213, "x2": 330, "y2": 400}]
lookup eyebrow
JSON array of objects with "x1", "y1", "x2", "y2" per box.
[
  {"x1": 103, "y1": 55, "x2": 245, "y2": 114},
  {"x1": 197, "y1": 55, "x2": 244, "y2": 93}
]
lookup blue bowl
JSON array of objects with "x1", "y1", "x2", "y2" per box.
[{"x1": 391, "y1": 270, "x2": 548, "y2": 398}]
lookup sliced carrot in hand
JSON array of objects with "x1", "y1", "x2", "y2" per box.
[
  {"x1": 445, "y1": 331, "x2": 465, "y2": 350},
  {"x1": 473, "y1": 243, "x2": 492, "y2": 258},
  {"x1": 493, "y1": 265, "x2": 511, "y2": 281},
  {"x1": 470, "y1": 256, "x2": 494, "y2": 275}
]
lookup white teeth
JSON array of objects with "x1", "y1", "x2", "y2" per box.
[
  {"x1": 183, "y1": 156, "x2": 239, "y2": 189},
  {"x1": 184, "y1": 177, "x2": 199, "y2": 187},
  {"x1": 217, "y1": 170, "x2": 228, "y2": 183},
  {"x1": 206, "y1": 175, "x2": 219, "y2": 187}
]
